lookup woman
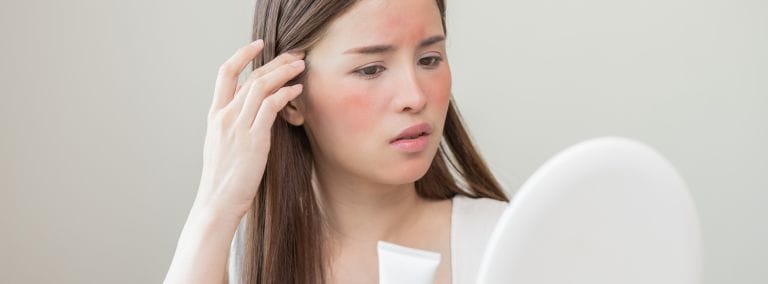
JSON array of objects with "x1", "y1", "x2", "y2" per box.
[{"x1": 165, "y1": 0, "x2": 510, "y2": 283}]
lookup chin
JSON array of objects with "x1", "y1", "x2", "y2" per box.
[{"x1": 387, "y1": 148, "x2": 440, "y2": 184}]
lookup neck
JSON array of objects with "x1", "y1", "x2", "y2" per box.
[{"x1": 312, "y1": 165, "x2": 426, "y2": 245}]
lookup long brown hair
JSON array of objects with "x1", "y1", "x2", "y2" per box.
[{"x1": 233, "y1": 0, "x2": 510, "y2": 283}]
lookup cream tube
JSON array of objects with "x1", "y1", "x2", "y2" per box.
[{"x1": 377, "y1": 240, "x2": 442, "y2": 284}]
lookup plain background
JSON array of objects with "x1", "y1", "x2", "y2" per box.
[{"x1": 1, "y1": 0, "x2": 765, "y2": 283}]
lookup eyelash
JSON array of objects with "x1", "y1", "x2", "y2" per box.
[{"x1": 354, "y1": 56, "x2": 444, "y2": 79}]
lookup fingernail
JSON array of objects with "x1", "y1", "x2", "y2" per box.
[
  {"x1": 252, "y1": 39, "x2": 264, "y2": 45},
  {"x1": 291, "y1": 60, "x2": 305, "y2": 68},
  {"x1": 287, "y1": 50, "x2": 306, "y2": 58}
]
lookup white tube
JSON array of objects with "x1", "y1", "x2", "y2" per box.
[{"x1": 377, "y1": 240, "x2": 442, "y2": 284}]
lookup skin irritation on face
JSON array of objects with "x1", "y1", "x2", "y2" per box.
[{"x1": 296, "y1": 0, "x2": 451, "y2": 184}]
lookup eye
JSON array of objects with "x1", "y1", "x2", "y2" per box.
[
  {"x1": 418, "y1": 56, "x2": 443, "y2": 68},
  {"x1": 354, "y1": 65, "x2": 386, "y2": 79}
]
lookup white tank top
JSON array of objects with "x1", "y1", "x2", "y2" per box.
[{"x1": 227, "y1": 194, "x2": 509, "y2": 284}]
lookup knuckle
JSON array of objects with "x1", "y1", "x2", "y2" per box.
[
  {"x1": 247, "y1": 69, "x2": 263, "y2": 80},
  {"x1": 217, "y1": 63, "x2": 237, "y2": 77},
  {"x1": 261, "y1": 97, "x2": 281, "y2": 113},
  {"x1": 208, "y1": 111, "x2": 227, "y2": 127},
  {"x1": 251, "y1": 78, "x2": 270, "y2": 94},
  {"x1": 210, "y1": 108, "x2": 236, "y2": 128}
]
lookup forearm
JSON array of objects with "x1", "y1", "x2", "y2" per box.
[{"x1": 164, "y1": 203, "x2": 243, "y2": 284}]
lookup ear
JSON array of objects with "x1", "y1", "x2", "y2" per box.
[{"x1": 280, "y1": 97, "x2": 305, "y2": 126}]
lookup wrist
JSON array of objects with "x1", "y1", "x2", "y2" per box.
[{"x1": 187, "y1": 200, "x2": 245, "y2": 232}]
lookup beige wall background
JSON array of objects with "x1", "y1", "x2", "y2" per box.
[{"x1": 1, "y1": 0, "x2": 765, "y2": 283}]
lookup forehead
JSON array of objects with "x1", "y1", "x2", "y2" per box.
[{"x1": 318, "y1": 0, "x2": 444, "y2": 50}]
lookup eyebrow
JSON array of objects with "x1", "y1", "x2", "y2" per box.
[{"x1": 342, "y1": 35, "x2": 446, "y2": 55}]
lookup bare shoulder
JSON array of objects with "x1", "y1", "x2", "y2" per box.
[{"x1": 453, "y1": 194, "x2": 509, "y2": 214}]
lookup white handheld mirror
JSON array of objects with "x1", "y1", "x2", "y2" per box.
[{"x1": 476, "y1": 137, "x2": 702, "y2": 284}]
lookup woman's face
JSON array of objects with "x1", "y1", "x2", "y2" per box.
[{"x1": 291, "y1": 0, "x2": 451, "y2": 185}]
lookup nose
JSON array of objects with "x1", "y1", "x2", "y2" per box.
[{"x1": 392, "y1": 68, "x2": 428, "y2": 113}]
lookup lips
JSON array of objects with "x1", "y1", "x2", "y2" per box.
[{"x1": 390, "y1": 122, "x2": 433, "y2": 143}]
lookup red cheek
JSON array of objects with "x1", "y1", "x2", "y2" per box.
[
  {"x1": 334, "y1": 90, "x2": 378, "y2": 134},
  {"x1": 432, "y1": 88, "x2": 450, "y2": 103},
  {"x1": 428, "y1": 72, "x2": 452, "y2": 104}
]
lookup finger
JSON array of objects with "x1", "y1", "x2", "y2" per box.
[
  {"x1": 236, "y1": 60, "x2": 305, "y2": 127},
  {"x1": 250, "y1": 84, "x2": 304, "y2": 131},
  {"x1": 231, "y1": 79, "x2": 256, "y2": 108},
  {"x1": 210, "y1": 39, "x2": 264, "y2": 113},
  {"x1": 227, "y1": 52, "x2": 304, "y2": 119},
  {"x1": 227, "y1": 50, "x2": 305, "y2": 113},
  {"x1": 223, "y1": 80, "x2": 255, "y2": 119},
  {"x1": 249, "y1": 50, "x2": 305, "y2": 81}
]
